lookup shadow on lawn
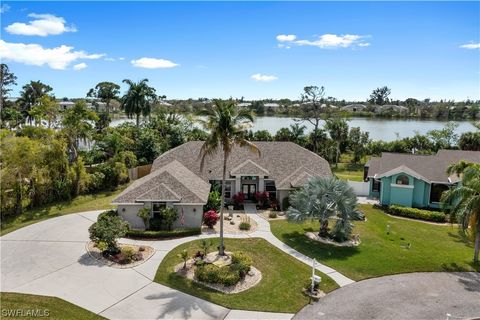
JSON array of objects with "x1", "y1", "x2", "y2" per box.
[
  {"x1": 279, "y1": 229, "x2": 360, "y2": 261},
  {"x1": 447, "y1": 230, "x2": 474, "y2": 248}
]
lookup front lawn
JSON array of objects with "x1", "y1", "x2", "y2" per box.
[
  {"x1": 0, "y1": 186, "x2": 126, "y2": 236},
  {"x1": 0, "y1": 292, "x2": 105, "y2": 320},
  {"x1": 154, "y1": 238, "x2": 338, "y2": 313},
  {"x1": 270, "y1": 204, "x2": 479, "y2": 281}
]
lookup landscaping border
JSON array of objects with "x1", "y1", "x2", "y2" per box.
[{"x1": 126, "y1": 227, "x2": 201, "y2": 239}]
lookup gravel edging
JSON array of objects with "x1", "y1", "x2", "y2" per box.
[{"x1": 86, "y1": 241, "x2": 155, "y2": 269}]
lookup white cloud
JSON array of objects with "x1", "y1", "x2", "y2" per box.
[
  {"x1": 0, "y1": 4, "x2": 10, "y2": 14},
  {"x1": 460, "y1": 43, "x2": 480, "y2": 49},
  {"x1": 276, "y1": 33, "x2": 370, "y2": 49},
  {"x1": 251, "y1": 73, "x2": 278, "y2": 82},
  {"x1": 5, "y1": 13, "x2": 76, "y2": 36},
  {"x1": 104, "y1": 57, "x2": 116, "y2": 61},
  {"x1": 119, "y1": 57, "x2": 125, "y2": 61},
  {"x1": 0, "y1": 40, "x2": 105, "y2": 70},
  {"x1": 73, "y1": 62, "x2": 87, "y2": 70},
  {"x1": 131, "y1": 57, "x2": 179, "y2": 69},
  {"x1": 276, "y1": 34, "x2": 297, "y2": 42}
]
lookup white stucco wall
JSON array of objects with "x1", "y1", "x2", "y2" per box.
[
  {"x1": 172, "y1": 204, "x2": 204, "y2": 229},
  {"x1": 118, "y1": 204, "x2": 146, "y2": 229},
  {"x1": 117, "y1": 203, "x2": 204, "y2": 230}
]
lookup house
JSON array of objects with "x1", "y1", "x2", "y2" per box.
[
  {"x1": 264, "y1": 103, "x2": 280, "y2": 110},
  {"x1": 374, "y1": 104, "x2": 408, "y2": 114},
  {"x1": 112, "y1": 141, "x2": 332, "y2": 229},
  {"x1": 340, "y1": 104, "x2": 367, "y2": 112},
  {"x1": 365, "y1": 150, "x2": 480, "y2": 209},
  {"x1": 59, "y1": 101, "x2": 75, "y2": 110},
  {"x1": 237, "y1": 102, "x2": 252, "y2": 108}
]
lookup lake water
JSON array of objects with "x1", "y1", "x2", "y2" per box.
[{"x1": 110, "y1": 116, "x2": 476, "y2": 142}]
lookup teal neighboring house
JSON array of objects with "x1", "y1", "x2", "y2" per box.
[{"x1": 365, "y1": 150, "x2": 480, "y2": 209}]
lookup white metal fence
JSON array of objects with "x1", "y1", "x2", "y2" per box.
[{"x1": 348, "y1": 180, "x2": 370, "y2": 196}]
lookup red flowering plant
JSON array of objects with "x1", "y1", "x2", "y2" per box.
[
  {"x1": 203, "y1": 210, "x2": 219, "y2": 228},
  {"x1": 233, "y1": 192, "x2": 246, "y2": 209},
  {"x1": 254, "y1": 191, "x2": 270, "y2": 209}
]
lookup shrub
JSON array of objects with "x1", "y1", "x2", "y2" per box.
[
  {"x1": 89, "y1": 213, "x2": 129, "y2": 253},
  {"x1": 387, "y1": 205, "x2": 446, "y2": 223},
  {"x1": 268, "y1": 211, "x2": 278, "y2": 219},
  {"x1": 160, "y1": 207, "x2": 179, "y2": 231},
  {"x1": 126, "y1": 228, "x2": 201, "y2": 239},
  {"x1": 205, "y1": 190, "x2": 221, "y2": 212},
  {"x1": 216, "y1": 267, "x2": 241, "y2": 286},
  {"x1": 269, "y1": 199, "x2": 279, "y2": 211},
  {"x1": 98, "y1": 209, "x2": 118, "y2": 221},
  {"x1": 203, "y1": 210, "x2": 219, "y2": 228},
  {"x1": 195, "y1": 264, "x2": 220, "y2": 283},
  {"x1": 238, "y1": 216, "x2": 251, "y2": 230},
  {"x1": 200, "y1": 239, "x2": 212, "y2": 256},
  {"x1": 282, "y1": 197, "x2": 290, "y2": 210},
  {"x1": 231, "y1": 251, "x2": 252, "y2": 277},
  {"x1": 254, "y1": 191, "x2": 270, "y2": 208},
  {"x1": 121, "y1": 246, "x2": 136, "y2": 264},
  {"x1": 233, "y1": 192, "x2": 245, "y2": 208},
  {"x1": 137, "y1": 207, "x2": 151, "y2": 229},
  {"x1": 149, "y1": 217, "x2": 163, "y2": 231}
]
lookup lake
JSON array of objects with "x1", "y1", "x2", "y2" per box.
[{"x1": 110, "y1": 116, "x2": 477, "y2": 142}]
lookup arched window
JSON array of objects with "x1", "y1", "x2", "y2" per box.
[{"x1": 395, "y1": 175, "x2": 409, "y2": 185}]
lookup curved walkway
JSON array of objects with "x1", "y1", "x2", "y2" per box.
[
  {"x1": 0, "y1": 206, "x2": 353, "y2": 319},
  {"x1": 294, "y1": 272, "x2": 480, "y2": 320}
]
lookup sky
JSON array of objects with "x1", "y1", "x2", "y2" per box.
[{"x1": 1, "y1": 1, "x2": 479, "y2": 101}]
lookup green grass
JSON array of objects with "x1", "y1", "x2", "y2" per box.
[
  {"x1": 154, "y1": 238, "x2": 338, "y2": 313},
  {"x1": 0, "y1": 186, "x2": 126, "y2": 236},
  {"x1": 331, "y1": 153, "x2": 367, "y2": 182},
  {"x1": 0, "y1": 292, "x2": 105, "y2": 320},
  {"x1": 270, "y1": 204, "x2": 479, "y2": 281}
]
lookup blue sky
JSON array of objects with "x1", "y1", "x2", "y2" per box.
[{"x1": 1, "y1": 1, "x2": 479, "y2": 101}]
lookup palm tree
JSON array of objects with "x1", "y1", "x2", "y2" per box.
[
  {"x1": 198, "y1": 99, "x2": 259, "y2": 255},
  {"x1": 289, "y1": 123, "x2": 306, "y2": 145},
  {"x1": 442, "y1": 162, "x2": 480, "y2": 262},
  {"x1": 121, "y1": 79, "x2": 156, "y2": 127},
  {"x1": 324, "y1": 118, "x2": 349, "y2": 168},
  {"x1": 287, "y1": 176, "x2": 362, "y2": 241}
]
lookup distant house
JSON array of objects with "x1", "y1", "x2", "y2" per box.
[
  {"x1": 59, "y1": 101, "x2": 75, "y2": 110},
  {"x1": 112, "y1": 141, "x2": 332, "y2": 229},
  {"x1": 340, "y1": 104, "x2": 367, "y2": 112},
  {"x1": 365, "y1": 150, "x2": 480, "y2": 209},
  {"x1": 374, "y1": 105, "x2": 408, "y2": 114},
  {"x1": 264, "y1": 103, "x2": 280, "y2": 110},
  {"x1": 237, "y1": 102, "x2": 252, "y2": 108}
]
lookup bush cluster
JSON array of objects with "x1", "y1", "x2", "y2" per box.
[
  {"x1": 194, "y1": 251, "x2": 252, "y2": 286},
  {"x1": 385, "y1": 205, "x2": 446, "y2": 223},
  {"x1": 203, "y1": 210, "x2": 219, "y2": 228}
]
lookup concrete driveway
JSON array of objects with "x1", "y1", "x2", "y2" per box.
[
  {"x1": 294, "y1": 272, "x2": 480, "y2": 320},
  {"x1": 0, "y1": 211, "x2": 229, "y2": 319}
]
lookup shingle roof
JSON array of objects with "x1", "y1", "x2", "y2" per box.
[
  {"x1": 366, "y1": 150, "x2": 480, "y2": 183},
  {"x1": 112, "y1": 160, "x2": 210, "y2": 204},
  {"x1": 151, "y1": 141, "x2": 332, "y2": 189},
  {"x1": 231, "y1": 159, "x2": 269, "y2": 176}
]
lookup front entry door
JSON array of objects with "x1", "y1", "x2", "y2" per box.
[{"x1": 242, "y1": 184, "x2": 256, "y2": 200}]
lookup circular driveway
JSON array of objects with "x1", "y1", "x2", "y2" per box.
[{"x1": 294, "y1": 272, "x2": 480, "y2": 320}]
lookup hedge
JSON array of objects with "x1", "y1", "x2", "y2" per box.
[
  {"x1": 126, "y1": 227, "x2": 201, "y2": 239},
  {"x1": 385, "y1": 205, "x2": 446, "y2": 223}
]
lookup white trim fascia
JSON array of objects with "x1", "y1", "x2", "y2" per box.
[
  {"x1": 136, "y1": 199, "x2": 181, "y2": 202},
  {"x1": 431, "y1": 181, "x2": 452, "y2": 185},
  {"x1": 390, "y1": 183, "x2": 414, "y2": 189},
  {"x1": 111, "y1": 202, "x2": 144, "y2": 206},
  {"x1": 172, "y1": 203, "x2": 206, "y2": 206},
  {"x1": 377, "y1": 165, "x2": 430, "y2": 183}
]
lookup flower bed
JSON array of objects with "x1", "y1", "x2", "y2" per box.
[
  {"x1": 174, "y1": 250, "x2": 261, "y2": 294},
  {"x1": 87, "y1": 242, "x2": 155, "y2": 268}
]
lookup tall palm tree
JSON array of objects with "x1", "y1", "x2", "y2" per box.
[
  {"x1": 324, "y1": 118, "x2": 349, "y2": 168},
  {"x1": 121, "y1": 79, "x2": 156, "y2": 127},
  {"x1": 287, "y1": 176, "x2": 362, "y2": 241},
  {"x1": 197, "y1": 99, "x2": 259, "y2": 255},
  {"x1": 442, "y1": 162, "x2": 480, "y2": 262},
  {"x1": 289, "y1": 123, "x2": 306, "y2": 145}
]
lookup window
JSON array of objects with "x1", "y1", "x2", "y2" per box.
[
  {"x1": 225, "y1": 181, "x2": 232, "y2": 199},
  {"x1": 395, "y1": 175, "x2": 410, "y2": 185},
  {"x1": 372, "y1": 179, "x2": 381, "y2": 192},
  {"x1": 430, "y1": 184, "x2": 449, "y2": 203},
  {"x1": 152, "y1": 202, "x2": 166, "y2": 218},
  {"x1": 241, "y1": 176, "x2": 257, "y2": 181},
  {"x1": 265, "y1": 180, "x2": 277, "y2": 199}
]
